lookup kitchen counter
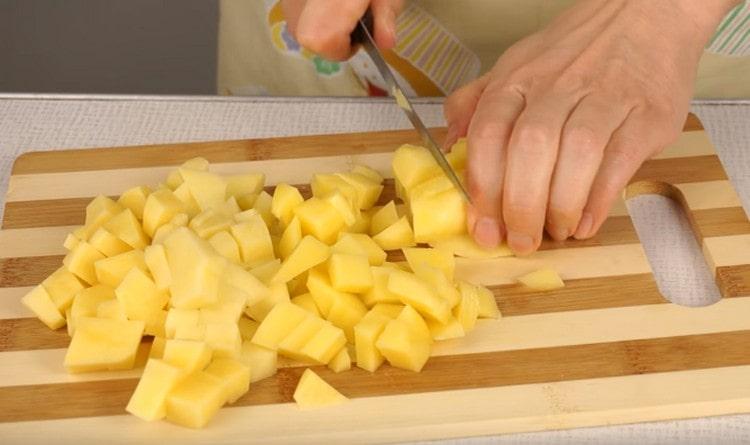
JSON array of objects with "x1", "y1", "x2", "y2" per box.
[{"x1": 0, "y1": 94, "x2": 748, "y2": 444}]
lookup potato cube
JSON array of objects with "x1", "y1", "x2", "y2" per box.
[
  {"x1": 237, "y1": 317, "x2": 259, "y2": 341},
  {"x1": 250, "y1": 302, "x2": 308, "y2": 349},
  {"x1": 354, "y1": 310, "x2": 391, "y2": 372},
  {"x1": 173, "y1": 183, "x2": 201, "y2": 218},
  {"x1": 311, "y1": 173, "x2": 359, "y2": 206},
  {"x1": 272, "y1": 235, "x2": 330, "y2": 284},
  {"x1": 143, "y1": 245, "x2": 171, "y2": 291},
  {"x1": 236, "y1": 193, "x2": 259, "y2": 211},
  {"x1": 396, "y1": 305, "x2": 432, "y2": 340},
  {"x1": 476, "y1": 285, "x2": 501, "y2": 319},
  {"x1": 294, "y1": 197, "x2": 346, "y2": 244},
  {"x1": 411, "y1": 188, "x2": 466, "y2": 243},
  {"x1": 412, "y1": 263, "x2": 461, "y2": 308},
  {"x1": 372, "y1": 217, "x2": 415, "y2": 251},
  {"x1": 291, "y1": 293, "x2": 321, "y2": 317},
  {"x1": 117, "y1": 185, "x2": 151, "y2": 220},
  {"x1": 293, "y1": 368, "x2": 348, "y2": 409},
  {"x1": 68, "y1": 285, "x2": 116, "y2": 334},
  {"x1": 361, "y1": 267, "x2": 401, "y2": 307},
  {"x1": 224, "y1": 263, "x2": 271, "y2": 307},
  {"x1": 454, "y1": 281, "x2": 480, "y2": 332},
  {"x1": 336, "y1": 233, "x2": 386, "y2": 266},
  {"x1": 94, "y1": 249, "x2": 148, "y2": 288},
  {"x1": 387, "y1": 270, "x2": 450, "y2": 323},
  {"x1": 163, "y1": 339, "x2": 212, "y2": 373},
  {"x1": 88, "y1": 227, "x2": 132, "y2": 257},
  {"x1": 335, "y1": 172, "x2": 383, "y2": 209},
  {"x1": 326, "y1": 292, "x2": 368, "y2": 343},
  {"x1": 248, "y1": 259, "x2": 281, "y2": 286},
  {"x1": 429, "y1": 234, "x2": 513, "y2": 259},
  {"x1": 323, "y1": 190, "x2": 359, "y2": 227},
  {"x1": 305, "y1": 268, "x2": 344, "y2": 317},
  {"x1": 347, "y1": 209, "x2": 372, "y2": 234},
  {"x1": 144, "y1": 310, "x2": 168, "y2": 337},
  {"x1": 21, "y1": 285, "x2": 66, "y2": 330},
  {"x1": 126, "y1": 358, "x2": 186, "y2": 421},
  {"x1": 369, "y1": 201, "x2": 399, "y2": 236},
  {"x1": 350, "y1": 164, "x2": 384, "y2": 183},
  {"x1": 63, "y1": 233, "x2": 80, "y2": 251},
  {"x1": 328, "y1": 253, "x2": 372, "y2": 293},
  {"x1": 230, "y1": 217, "x2": 275, "y2": 267},
  {"x1": 517, "y1": 268, "x2": 565, "y2": 291},
  {"x1": 391, "y1": 144, "x2": 442, "y2": 194},
  {"x1": 179, "y1": 167, "x2": 227, "y2": 212},
  {"x1": 189, "y1": 208, "x2": 233, "y2": 239},
  {"x1": 63, "y1": 241, "x2": 105, "y2": 285},
  {"x1": 271, "y1": 183, "x2": 304, "y2": 226},
  {"x1": 204, "y1": 358, "x2": 251, "y2": 404},
  {"x1": 427, "y1": 316, "x2": 465, "y2": 340},
  {"x1": 204, "y1": 323, "x2": 242, "y2": 359},
  {"x1": 244, "y1": 282, "x2": 290, "y2": 321},
  {"x1": 96, "y1": 299, "x2": 128, "y2": 320},
  {"x1": 331, "y1": 233, "x2": 368, "y2": 257},
  {"x1": 174, "y1": 323, "x2": 206, "y2": 342},
  {"x1": 64, "y1": 317, "x2": 144, "y2": 373},
  {"x1": 165, "y1": 371, "x2": 226, "y2": 428},
  {"x1": 41, "y1": 267, "x2": 85, "y2": 312},
  {"x1": 165, "y1": 308, "x2": 201, "y2": 339},
  {"x1": 277, "y1": 317, "x2": 326, "y2": 362},
  {"x1": 445, "y1": 138, "x2": 467, "y2": 170},
  {"x1": 149, "y1": 337, "x2": 167, "y2": 359},
  {"x1": 403, "y1": 247, "x2": 455, "y2": 282},
  {"x1": 278, "y1": 216, "x2": 302, "y2": 259},
  {"x1": 300, "y1": 323, "x2": 347, "y2": 364},
  {"x1": 181, "y1": 157, "x2": 210, "y2": 171},
  {"x1": 375, "y1": 319, "x2": 431, "y2": 372},
  {"x1": 115, "y1": 268, "x2": 169, "y2": 322},
  {"x1": 143, "y1": 189, "x2": 186, "y2": 238},
  {"x1": 238, "y1": 341, "x2": 277, "y2": 383},
  {"x1": 208, "y1": 230, "x2": 241, "y2": 263},
  {"x1": 327, "y1": 347, "x2": 351, "y2": 373},
  {"x1": 226, "y1": 173, "x2": 265, "y2": 199},
  {"x1": 164, "y1": 228, "x2": 225, "y2": 309},
  {"x1": 369, "y1": 303, "x2": 404, "y2": 319},
  {"x1": 198, "y1": 283, "x2": 246, "y2": 325},
  {"x1": 104, "y1": 209, "x2": 150, "y2": 249},
  {"x1": 85, "y1": 195, "x2": 123, "y2": 228}
]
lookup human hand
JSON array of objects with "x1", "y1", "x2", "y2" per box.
[
  {"x1": 281, "y1": 0, "x2": 403, "y2": 61},
  {"x1": 443, "y1": 0, "x2": 739, "y2": 255}
]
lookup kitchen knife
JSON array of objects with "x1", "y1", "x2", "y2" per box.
[{"x1": 351, "y1": 11, "x2": 471, "y2": 203}]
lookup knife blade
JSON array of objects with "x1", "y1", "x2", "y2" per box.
[{"x1": 352, "y1": 12, "x2": 471, "y2": 203}]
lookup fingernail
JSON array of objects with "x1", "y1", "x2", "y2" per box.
[
  {"x1": 473, "y1": 217, "x2": 500, "y2": 248},
  {"x1": 548, "y1": 225, "x2": 569, "y2": 242},
  {"x1": 507, "y1": 231, "x2": 535, "y2": 255},
  {"x1": 574, "y1": 212, "x2": 594, "y2": 240}
]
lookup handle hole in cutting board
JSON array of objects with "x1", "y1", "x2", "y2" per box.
[{"x1": 626, "y1": 185, "x2": 721, "y2": 307}]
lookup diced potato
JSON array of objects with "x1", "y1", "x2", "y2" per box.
[
  {"x1": 64, "y1": 317, "x2": 145, "y2": 373},
  {"x1": 248, "y1": 259, "x2": 281, "y2": 285},
  {"x1": 173, "y1": 183, "x2": 201, "y2": 218},
  {"x1": 252, "y1": 191, "x2": 275, "y2": 227},
  {"x1": 412, "y1": 263, "x2": 461, "y2": 308},
  {"x1": 403, "y1": 247, "x2": 455, "y2": 282},
  {"x1": 150, "y1": 337, "x2": 167, "y2": 359},
  {"x1": 144, "y1": 310, "x2": 168, "y2": 337},
  {"x1": 328, "y1": 253, "x2": 373, "y2": 293},
  {"x1": 391, "y1": 144, "x2": 441, "y2": 192},
  {"x1": 41, "y1": 267, "x2": 85, "y2": 312},
  {"x1": 63, "y1": 233, "x2": 80, "y2": 251},
  {"x1": 334, "y1": 233, "x2": 386, "y2": 266},
  {"x1": 21, "y1": 285, "x2": 66, "y2": 330},
  {"x1": 236, "y1": 193, "x2": 259, "y2": 211},
  {"x1": 375, "y1": 307, "x2": 432, "y2": 373},
  {"x1": 230, "y1": 217, "x2": 275, "y2": 267},
  {"x1": 117, "y1": 185, "x2": 151, "y2": 220},
  {"x1": 143, "y1": 189, "x2": 186, "y2": 238},
  {"x1": 144, "y1": 244, "x2": 172, "y2": 291},
  {"x1": 311, "y1": 174, "x2": 359, "y2": 206},
  {"x1": 445, "y1": 138, "x2": 467, "y2": 171},
  {"x1": 163, "y1": 339, "x2": 212, "y2": 373},
  {"x1": 224, "y1": 263, "x2": 270, "y2": 307},
  {"x1": 426, "y1": 316, "x2": 465, "y2": 340},
  {"x1": 517, "y1": 268, "x2": 565, "y2": 291},
  {"x1": 328, "y1": 347, "x2": 351, "y2": 373},
  {"x1": 189, "y1": 208, "x2": 233, "y2": 239},
  {"x1": 238, "y1": 341, "x2": 277, "y2": 383},
  {"x1": 181, "y1": 157, "x2": 210, "y2": 171},
  {"x1": 323, "y1": 191, "x2": 359, "y2": 227},
  {"x1": 272, "y1": 235, "x2": 330, "y2": 284},
  {"x1": 226, "y1": 173, "x2": 265, "y2": 199},
  {"x1": 347, "y1": 209, "x2": 372, "y2": 234},
  {"x1": 165, "y1": 371, "x2": 226, "y2": 428},
  {"x1": 369, "y1": 303, "x2": 404, "y2": 319},
  {"x1": 397, "y1": 305, "x2": 432, "y2": 340},
  {"x1": 293, "y1": 369, "x2": 348, "y2": 409},
  {"x1": 208, "y1": 230, "x2": 241, "y2": 263},
  {"x1": 165, "y1": 308, "x2": 201, "y2": 339},
  {"x1": 429, "y1": 234, "x2": 513, "y2": 259},
  {"x1": 290, "y1": 292, "x2": 320, "y2": 316},
  {"x1": 179, "y1": 167, "x2": 227, "y2": 212},
  {"x1": 115, "y1": 268, "x2": 169, "y2": 323},
  {"x1": 294, "y1": 197, "x2": 346, "y2": 244},
  {"x1": 369, "y1": 201, "x2": 399, "y2": 236},
  {"x1": 336, "y1": 172, "x2": 383, "y2": 210},
  {"x1": 278, "y1": 317, "x2": 325, "y2": 362},
  {"x1": 361, "y1": 267, "x2": 400, "y2": 307},
  {"x1": 326, "y1": 291, "x2": 368, "y2": 343},
  {"x1": 126, "y1": 358, "x2": 186, "y2": 421},
  {"x1": 68, "y1": 285, "x2": 116, "y2": 334},
  {"x1": 200, "y1": 283, "x2": 246, "y2": 324},
  {"x1": 350, "y1": 164, "x2": 384, "y2": 183},
  {"x1": 96, "y1": 299, "x2": 128, "y2": 320},
  {"x1": 85, "y1": 195, "x2": 124, "y2": 230},
  {"x1": 94, "y1": 249, "x2": 148, "y2": 288},
  {"x1": 104, "y1": 209, "x2": 150, "y2": 250},
  {"x1": 354, "y1": 310, "x2": 391, "y2": 372},
  {"x1": 300, "y1": 323, "x2": 347, "y2": 364},
  {"x1": 88, "y1": 227, "x2": 132, "y2": 257},
  {"x1": 278, "y1": 216, "x2": 302, "y2": 259},
  {"x1": 174, "y1": 323, "x2": 207, "y2": 342},
  {"x1": 237, "y1": 317, "x2": 259, "y2": 341},
  {"x1": 387, "y1": 270, "x2": 450, "y2": 323},
  {"x1": 271, "y1": 183, "x2": 304, "y2": 226},
  {"x1": 372, "y1": 217, "x2": 415, "y2": 251},
  {"x1": 204, "y1": 323, "x2": 242, "y2": 359},
  {"x1": 244, "y1": 282, "x2": 290, "y2": 321},
  {"x1": 476, "y1": 285, "x2": 501, "y2": 319},
  {"x1": 204, "y1": 358, "x2": 251, "y2": 404},
  {"x1": 454, "y1": 281, "x2": 480, "y2": 332},
  {"x1": 63, "y1": 241, "x2": 106, "y2": 285},
  {"x1": 164, "y1": 228, "x2": 225, "y2": 309},
  {"x1": 251, "y1": 302, "x2": 309, "y2": 350},
  {"x1": 410, "y1": 188, "x2": 466, "y2": 243}
]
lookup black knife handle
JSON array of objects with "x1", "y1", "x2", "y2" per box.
[{"x1": 350, "y1": 8, "x2": 375, "y2": 46}]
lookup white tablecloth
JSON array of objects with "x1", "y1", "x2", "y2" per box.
[{"x1": 0, "y1": 94, "x2": 748, "y2": 444}]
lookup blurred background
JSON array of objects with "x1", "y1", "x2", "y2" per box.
[{"x1": 0, "y1": 0, "x2": 218, "y2": 95}]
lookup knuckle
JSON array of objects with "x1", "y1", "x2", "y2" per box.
[
  {"x1": 563, "y1": 124, "x2": 606, "y2": 158},
  {"x1": 513, "y1": 121, "x2": 554, "y2": 152}
]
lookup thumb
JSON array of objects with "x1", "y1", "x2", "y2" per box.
[
  {"x1": 443, "y1": 74, "x2": 491, "y2": 149},
  {"x1": 371, "y1": 0, "x2": 404, "y2": 50}
]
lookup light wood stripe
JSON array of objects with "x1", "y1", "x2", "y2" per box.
[
  {"x1": 0, "y1": 226, "x2": 75, "y2": 258},
  {"x1": 1, "y1": 364, "x2": 746, "y2": 444},
  {"x1": 676, "y1": 180, "x2": 742, "y2": 211},
  {"x1": 704, "y1": 234, "x2": 750, "y2": 271},
  {"x1": 3, "y1": 297, "x2": 748, "y2": 388},
  {"x1": 0, "y1": 287, "x2": 33, "y2": 319},
  {"x1": 1, "y1": 330, "x2": 748, "y2": 423},
  {"x1": 653, "y1": 130, "x2": 715, "y2": 159}
]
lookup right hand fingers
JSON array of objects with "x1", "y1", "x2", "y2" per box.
[{"x1": 284, "y1": 0, "x2": 401, "y2": 61}]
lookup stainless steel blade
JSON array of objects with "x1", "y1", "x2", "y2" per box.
[{"x1": 355, "y1": 19, "x2": 471, "y2": 203}]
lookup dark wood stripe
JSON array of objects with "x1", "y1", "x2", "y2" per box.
[
  {"x1": 0, "y1": 318, "x2": 70, "y2": 352},
  {"x1": 11, "y1": 129, "x2": 447, "y2": 175},
  {"x1": 684, "y1": 113, "x2": 703, "y2": 132},
  {"x1": 0, "y1": 329, "x2": 746, "y2": 423},
  {"x1": 716, "y1": 264, "x2": 750, "y2": 298},
  {"x1": 693, "y1": 207, "x2": 750, "y2": 239},
  {"x1": 632, "y1": 155, "x2": 726, "y2": 185},
  {"x1": 0, "y1": 255, "x2": 62, "y2": 288}
]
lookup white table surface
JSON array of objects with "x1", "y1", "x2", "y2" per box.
[{"x1": 0, "y1": 94, "x2": 748, "y2": 444}]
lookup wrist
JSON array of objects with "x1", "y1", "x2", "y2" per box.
[{"x1": 672, "y1": 0, "x2": 743, "y2": 40}]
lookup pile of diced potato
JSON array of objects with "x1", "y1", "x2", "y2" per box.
[{"x1": 21, "y1": 141, "x2": 526, "y2": 429}]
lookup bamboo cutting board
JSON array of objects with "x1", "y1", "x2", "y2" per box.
[{"x1": 1, "y1": 114, "x2": 750, "y2": 444}]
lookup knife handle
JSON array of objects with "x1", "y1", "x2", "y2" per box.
[{"x1": 350, "y1": 8, "x2": 375, "y2": 46}]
